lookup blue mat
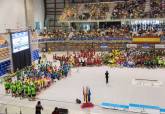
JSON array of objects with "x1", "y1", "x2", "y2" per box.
[
  {"x1": 100, "y1": 102, "x2": 129, "y2": 109},
  {"x1": 129, "y1": 103, "x2": 160, "y2": 110},
  {"x1": 160, "y1": 108, "x2": 165, "y2": 113},
  {"x1": 100, "y1": 102, "x2": 165, "y2": 113}
]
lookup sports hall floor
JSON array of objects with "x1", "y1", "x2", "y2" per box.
[{"x1": 0, "y1": 53, "x2": 165, "y2": 114}]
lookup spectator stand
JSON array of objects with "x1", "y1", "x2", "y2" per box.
[
  {"x1": 0, "y1": 60, "x2": 11, "y2": 77},
  {"x1": 0, "y1": 33, "x2": 11, "y2": 77}
]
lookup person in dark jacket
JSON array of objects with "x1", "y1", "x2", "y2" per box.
[
  {"x1": 105, "y1": 71, "x2": 109, "y2": 84},
  {"x1": 35, "y1": 101, "x2": 43, "y2": 114},
  {"x1": 88, "y1": 87, "x2": 91, "y2": 102},
  {"x1": 52, "y1": 107, "x2": 59, "y2": 114}
]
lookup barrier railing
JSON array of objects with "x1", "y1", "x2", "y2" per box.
[
  {"x1": 31, "y1": 36, "x2": 165, "y2": 43},
  {"x1": 0, "y1": 45, "x2": 8, "y2": 49},
  {"x1": 0, "y1": 103, "x2": 53, "y2": 114},
  {"x1": 1, "y1": 100, "x2": 165, "y2": 114},
  {"x1": 0, "y1": 92, "x2": 149, "y2": 114},
  {"x1": 0, "y1": 93, "x2": 84, "y2": 114}
]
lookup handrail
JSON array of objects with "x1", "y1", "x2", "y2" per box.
[
  {"x1": 0, "y1": 45, "x2": 8, "y2": 48},
  {"x1": 59, "y1": 17, "x2": 165, "y2": 23}
]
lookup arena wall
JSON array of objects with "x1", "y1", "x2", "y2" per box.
[{"x1": 0, "y1": 0, "x2": 44, "y2": 33}]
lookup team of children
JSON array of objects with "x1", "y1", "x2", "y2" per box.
[
  {"x1": 53, "y1": 49, "x2": 102, "y2": 67},
  {"x1": 102, "y1": 49, "x2": 165, "y2": 68},
  {"x1": 4, "y1": 75, "x2": 52, "y2": 100},
  {"x1": 4, "y1": 59, "x2": 71, "y2": 100}
]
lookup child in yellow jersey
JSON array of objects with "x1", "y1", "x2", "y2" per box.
[
  {"x1": 26, "y1": 78, "x2": 30, "y2": 85},
  {"x1": 47, "y1": 77, "x2": 51, "y2": 87},
  {"x1": 35, "y1": 80, "x2": 38, "y2": 91},
  {"x1": 37, "y1": 79, "x2": 41, "y2": 90},
  {"x1": 37, "y1": 80, "x2": 41, "y2": 92},
  {"x1": 41, "y1": 78, "x2": 44, "y2": 89},
  {"x1": 44, "y1": 77, "x2": 47, "y2": 88}
]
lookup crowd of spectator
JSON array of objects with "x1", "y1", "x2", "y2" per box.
[
  {"x1": 112, "y1": 0, "x2": 146, "y2": 19},
  {"x1": 131, "y1": 23, "x2": 165, "y2": 37},
  {"x1": 60, "y1": 2, "x2": 112, "y2": 21},
  {"x1": 0, "y1": 36, "x2": 8, "y2": 48},
  {"x1": 149, "y1": 0, "x2": 165, "y2": 18},
  {"x1": 32, "y1": 23, "x2": 165, "y2": 42},
  {"x1": 83, "y1": 3, "x2": 109, "y2": 20},
  {"x1": 60, "y1": 0, "x2": 165, "y2": 21},
  {"x1": 60, "y1": 6, "x2": 78, "y2": 21},
  {"x1": 32, "y1": 29, "x2": 70, "y2": 41},
  {"x1": 32, "y1": 0, "x2": 165, "y2": 42},
  {"x1": 70, "y1": 25, "x2": 132, "y2": 41}
]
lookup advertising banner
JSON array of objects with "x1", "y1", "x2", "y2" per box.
[
  {"x1": 126, "y1": 44, "x2": 137, "y2": 48},
  {"x1": 160, "y1": 36, "x2": 165, "y2": 42},
  {"x1": 132, "y1": 36, "x2": 160, "y2": 43},
  {"x1": 155, "y1": 44, "x2": 165, "y2": 49},
  {"x1": 100, "y1": 43, "x2": 108, "y2": 48},
  {"x1": 141, "y1": 44, "x2": 152, "y2": 48},
  {"x1": 104, "y1": 37, "x2": 132, "y2": 43}
]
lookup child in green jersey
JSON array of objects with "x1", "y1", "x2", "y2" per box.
[
  {"x1": 4, "y1": 81, "x2": 10, "y2": 94},
  {"x1": 31, "y1": 85, "x2": 36, "y2": 100},
  {"x1": 18, "y1": 85, "x2": 22, "y2": 99},
  {"x1": 24, "y1": 83, "x2": 28, "y2": 97},
  {"x1": 27, "y1": 85, "x2": 31, "y2": 100},
  {"x1": 11, "y1": 83, "x2": 17, "y2": 97}
]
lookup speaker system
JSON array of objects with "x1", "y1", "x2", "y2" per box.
[{"x1": 58, "y1": 108, "x2": 68, "y2": 114}]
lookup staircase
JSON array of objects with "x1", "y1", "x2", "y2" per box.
[
  {"x1": 144, "y1": 0, "x2": 151, "y2": 13},
  {"x1": 108, "y1": 2, "x2": 117, "y2": 19},
  {"x1": 44, "y1": 0, "x2": 67, "y2": 30}
]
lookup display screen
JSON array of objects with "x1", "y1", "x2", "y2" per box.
[{"x1": 11, "y1": 31, "x2": 30, "y2": 53}]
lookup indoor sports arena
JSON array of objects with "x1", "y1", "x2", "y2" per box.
[{"x1": 0, "y1": 0, "x2": 165, "y2": 114}]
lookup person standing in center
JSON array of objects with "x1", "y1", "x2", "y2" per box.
[
  {"x1": 35, "y1": 101, "x2": 43, "y2": 114},
  {"x1": 87, "y1": 87, "x2": 91, "y2": 102},
  {"x1": 105, "y1": 71, "x2": 109, "y2": 84}
]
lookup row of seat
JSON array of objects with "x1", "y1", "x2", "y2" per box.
[
  {"x1": 38, "y1": 38, "x2": 65, "y2": 42},
  {"x1": 0, "y1": 50, "x2": 40, "y2": 77},
  {"x1": 0, "y1": 60, "x2": 10, "y2": 76},
  {"x1": 32, "y1": 50, "x2": 40, "y2": 61},
  {"x1": 70, "y1": 37, "x2": 132, "y2": 42}
]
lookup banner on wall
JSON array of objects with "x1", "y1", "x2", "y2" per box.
[
  {"x1": 35, "y1": 22, "x2": 41, "y2": 31},
  {"x1": 100, "y1": 43, "x2": 108, "y2": 48},
  {"x1": 109, "y1": 44, "x2": 126, "y2": 49},
  {"x1": 160, "y1": 36, "x2": 165, "y2": 42},
  {"x1": 132, "y1": 36, "x2": 160, "y2": 43},
  {"x1": 155, "y1": 44, "x2": 165, "y2": 49},
  {"x1": 104, "y1": 37, "x2": 132, "y2": 43},
  {"x1": 126, "y1": 44, "x2": 137, "y2": 48},
  {"x1": 141, "y1": 44, "x2": 152, "y2": 48}
]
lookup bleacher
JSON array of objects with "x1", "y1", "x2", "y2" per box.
[
  {"x1": 59, "y1": 0, "x2": 165, "y2": 22},
  {"x1": 0, "y1": 48, "x2": 41, "y2": 77},
  {"x1": 0, "y1": 60, "x2": 10, "y2": 77},
  {"x1": 0, "y1": 48, "x2": 9, "y2": 60},
  {"x1": 59, "y1": 2, "x2": 117, "y2": 21},
  {"x1": 32, "y1": 49, "x2": 40, "y2": 61}
]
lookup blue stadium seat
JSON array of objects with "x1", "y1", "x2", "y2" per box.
[
  {"x1": 0, "y1": 60, "x2": 10, "y2": 76},
  {"x1": 32, "y1": 50, "x2": 40, "y2": 61}
]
